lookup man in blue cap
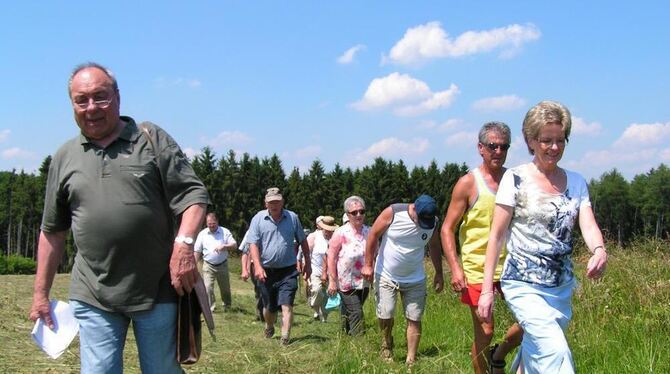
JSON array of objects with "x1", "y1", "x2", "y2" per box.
[{"x1": 361, "y1": 195, "x2": 444, "y2": 365}]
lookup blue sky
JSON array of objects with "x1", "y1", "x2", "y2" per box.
[{"x1": 1, "y1": 1, "x2": 669, "y2": 180}]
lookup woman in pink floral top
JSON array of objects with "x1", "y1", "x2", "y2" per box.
[{"x1": 328, "y1": 195, "x2": 370, "y2": 336}]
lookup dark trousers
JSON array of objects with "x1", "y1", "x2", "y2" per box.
[{"x1": 339, "y1": 287, "x2": 369, "y2": 336}]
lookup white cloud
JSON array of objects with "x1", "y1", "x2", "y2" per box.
[
  {"x1": 1, "y1": 147, "x2": 36, "y2": 160},
  {"x1": 293, "y1": 145, "x2": 322, "y2": 160},
  {"x1": 337, "y1": 44, "x2": 366, "y2": 64},
  {"x1": 352, "y1": 72, "x2": 459, "y2": 116},
  {"x1": 203, "y1": 130, "x2": 254, "y2": 149},
  {"x1": 0, "y1": 130, "x2": 10, "y2": 143},
  {"x1": 472, "y1": 95, "x2": 526, "y2": 112},
  {"x1": 445, "y1": 131, "x2": 478, "y2": 147},
  {"x1": 183, "y1": 147, "x2": 200, "y2": 159},
  {"x1": 385, "y1": 22, "x2": 541, "y2": 65},
  {"x1": 613, "y1": 122, "x2": 670, "y2": 148},
  {"x1": 154, "y1": 77, "x2": 202, "y2": 89},
  {"x1": 344, "y1": 137, "x2": 430, "y2": 166},
  {"x1": 571, "y1": 116, "x2": 602, "y2": 136}
]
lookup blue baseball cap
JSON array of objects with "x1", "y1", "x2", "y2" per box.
[{"x1": 414, "y1": 194, "x2": 437, "y2": 229}]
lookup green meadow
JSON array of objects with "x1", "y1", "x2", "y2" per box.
[{"x1": 1, "y1": 243, "x2": 668, "y2": 373}]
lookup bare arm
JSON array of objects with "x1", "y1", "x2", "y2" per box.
[
  {"x1": 170, "y1": 203, "x2": 206, "y2": 296},
  {"x1": 579, "y1": 205, "x2": 608, "y2": 279},
  {"x1": 428, "y1": 229, "x2": 444, "y2": 293},
  {"x1": 250, "y1": 243, "x2": 266, "y2": 282},
  {"x1": 327, "y1": 233, "x2": 342, "y2": 296},
  {"x1": 477, "y1": 204, "x2": 513, "y2": 323},
  {"x1": 362, "y1": 206, "x2": 393, "y2": 281},
  {"x1": 440, "y1": 175, "x2": 473, "y2": 293},
  {"x1": 240, "y1": 252, "x2": 250, "y2": 281},
  {"x1": 300, "y1": 238, "x2": 311, "y2": 280},
  {"x1": 29, "y1": 230, "x2": 67, "y2": 329}
]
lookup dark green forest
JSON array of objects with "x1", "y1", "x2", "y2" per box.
[{"x1": 2, "y1": 147, "x2": 669, "y2": 272}]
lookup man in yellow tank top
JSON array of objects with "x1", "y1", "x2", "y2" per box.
[{"x1": 441, "y1": 122, "x2": 523, "y2": 374}]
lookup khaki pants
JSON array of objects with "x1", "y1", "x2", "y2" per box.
[{"x1": 202, "y1": 260, "x2": 232, "y2": 311}]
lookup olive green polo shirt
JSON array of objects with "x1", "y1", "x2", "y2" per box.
[{"x1": 41, "y1": 116, "x2": 210, "y2": 312}]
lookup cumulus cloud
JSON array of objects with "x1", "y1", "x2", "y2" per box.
[
  {"x1": 337, "y1": 44, "x2": 366, "y2": 64},
  {"x1": 613, "y1": 122, "x2": 670, "y2": 148},
  {"x1": 571, "y1": 116, "x2": 602, "y2": 136},
  {"x1": 472, "y1": 95, "x2": 526, "y2": 112},
  {"x1": 1, "y1": 147, "x2": 36, "y2": 160},
  {"x1": 154, "y1": 77, "x2": 202, "y2": 89},
  {"x1": 0, "y1": 130, "x2": 10, "y2": 143},
  {"x1": 344, "y1": 137, "x2": 430, "y2": 166},
  {"x1": 384, "y1": 22, "x2": 541, "y2": 65},
  {"x1": 202, "y1": 130, "x2": 254, "y2": 149},
  {"x1": 352, "y1": 72, "x2": 459, "y2": 116},
  {"x1": 565, "y1": 122, "x2": 670, "y2": 179}
]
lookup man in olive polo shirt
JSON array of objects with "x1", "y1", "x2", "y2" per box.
[{"x1": 29, "y1": 62, "x2": 210, "y2": 373}]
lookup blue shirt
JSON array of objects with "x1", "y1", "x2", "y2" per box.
[{"x1": 248, "y1": 209, "x2": 306, "y2": 268}]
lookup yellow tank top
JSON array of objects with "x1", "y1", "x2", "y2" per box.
[{"x1": 458, "y1": 168, "x2": 506, "y2": 283}]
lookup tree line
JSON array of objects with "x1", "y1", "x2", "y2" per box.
[{"x1": 1, "y1": 148, "x2": 669, "y2": 272}]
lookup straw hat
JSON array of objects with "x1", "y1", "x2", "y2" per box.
[{"x1": 317, "y1": 215, "x2": 339, "y2": 231}]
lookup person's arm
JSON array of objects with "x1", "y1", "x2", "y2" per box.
[
  {"x1": 300, "y1": 239, "x2": 311, "y2": 279},
  {"x1": 170, "y1": 203, "x2": 207, "y2": 296},
  {"x1": 362, "y1": 206, "x2": 393, "y2": 281},
  {"x1": 428, "y1": 229, "x2": 444, "y2": 293},
  {"x1": 327, "y1": 233, "x2": 343, "y2": 296},
  {"x1": 29, "y1": 230, "x2": 67, "y2": 329},
  {"x1": 440, "y1": 175, "x2": 472, "y2": 293},
  {"x1": 579, "y1": 205, "x2": 608, "y2": 279},
  {"x1": 193, "y1": 231, "x2": 204, "y2": 265},
  {"x1": 240, "y1": 252, "x2": 250, "y2": 281},
  {"x1": 477, "y1": 204, "x2": 513, "y2": 323},
  {"x1": 250, "y1": 243, "x2": 266, "y2": 282}
]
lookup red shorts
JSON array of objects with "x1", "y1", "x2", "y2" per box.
[{"x1": 460, "y1": 282, "x2": 503, "y2": 306}]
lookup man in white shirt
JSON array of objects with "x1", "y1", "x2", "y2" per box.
[
  {"x1": 361, "y1": 195, "x2": 444, "y2": 365},
  {"x1": 194, "y1": 212, "x2": 237, "y2": 312}
]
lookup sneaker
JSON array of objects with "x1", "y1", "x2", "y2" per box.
[{"x1": 264, "y1": 327, "x2": 275, "y2": 339}]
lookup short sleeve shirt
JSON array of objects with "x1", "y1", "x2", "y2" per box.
[
  {"x1": 194, "y1": 226, "x2": 236, "y2": 264},
  {"x1": 41, "y1": 117, "x2": 210, "y2": 312},
  {"x1": 329, "y1": 224, "x2": 370, "y2": 292},
  {"x1": 496, "y1": 163, "x2": 591, "y2": 287},
  {"x1": 247, "y1": 209, "x2": 305, "y2": 268}
]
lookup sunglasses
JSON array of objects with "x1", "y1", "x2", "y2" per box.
[
  {"x1": 347, "y1": 209, "x2": 366, "y2": 216},
  {"x1": 483, "y1": 142, "x2": 511, "y2": 151}
]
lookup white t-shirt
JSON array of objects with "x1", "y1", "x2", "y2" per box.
[
  {"x1": 307, "y1": 230, "x2": 330, "y2": 277},
  {"x1": 375, "y1": 204, "x2": 436, "y2": 283},
  {"x1": 194, "y1": 226, "x2": 236, "y2": 265},
  {"x1": 496, "y1": 163, "x2": 591, "y2": 287}
]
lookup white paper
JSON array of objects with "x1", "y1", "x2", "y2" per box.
[{"x1": 31, "y1": 300, "x2": 80, "y2": 359}]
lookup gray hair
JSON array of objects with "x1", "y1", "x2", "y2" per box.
[
  {"x1": 68, "y1": 62, "x2": 119, "y2": 96},
  {"x1": 478, "y1": 121, "x2": 511, "y2": 144},
  {"x1": 522, "y1": 100, "x2": 572, "y2": 155},
  {"x1": 343, "y1": 195, "x2": 366, "y2": 212}
]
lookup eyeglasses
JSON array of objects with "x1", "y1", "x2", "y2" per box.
[
  {"x1": 72, "y1": 94, "x2": 114, "y2": 110},
  {"x1": 483, "y1": 142, "x2": 511, "y2": 151},
  {"x1": 537, "y1": 138, "x2": 566, "y2": 147},
  {"x1": 347, "y1": 209, "x2": 366, "y2": 216}
]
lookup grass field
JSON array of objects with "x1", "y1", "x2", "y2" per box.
[{"x1": 1, "y1": 244, "x2": 669, "y2": 373}]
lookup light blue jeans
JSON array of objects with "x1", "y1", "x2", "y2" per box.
[
  {"x1": 502, "y1": 278, "x2": 576, "y2": 374},
  {"x1": 71, "y1": 300, "x2": 182, "y2": 374}
]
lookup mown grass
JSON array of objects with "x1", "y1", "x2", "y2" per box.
[{"x1": 1, "y1": 243, "x2": 668, "y2": 373}]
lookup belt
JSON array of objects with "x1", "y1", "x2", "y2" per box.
[{"x1": 205, "y1": 259, "x2": 227, "y2": 266}]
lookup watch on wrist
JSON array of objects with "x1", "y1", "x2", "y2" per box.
[{"x1": 175, "y1": 235, "x2": 194, "y2": 245}]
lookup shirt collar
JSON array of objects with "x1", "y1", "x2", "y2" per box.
[{"x1": 78, "y1": 116, "x2": 139, "y2": 146}]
